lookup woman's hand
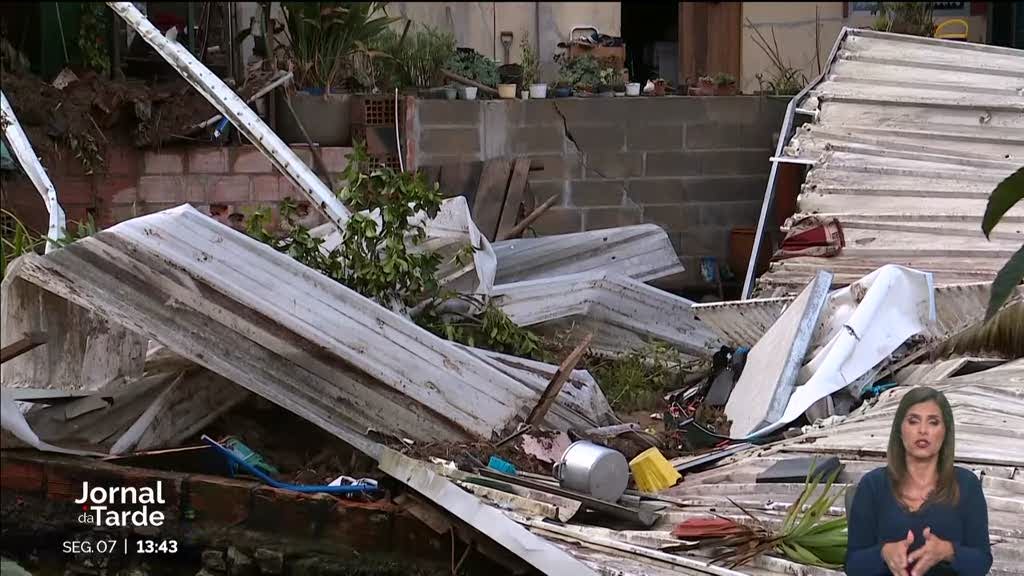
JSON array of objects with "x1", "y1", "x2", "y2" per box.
[
  {"x1": 881, "y1": 530, "x2": 914, "y2": 576},
  {"x1": 907, "y1": 527, "x2": 954, "y2": 576}
]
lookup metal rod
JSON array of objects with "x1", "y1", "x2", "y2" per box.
[
  {"x1": 740, "y1": 27, "x2": 852, "y2": 299},
  {"x1": 189, "y1": 71, "x2": 293, "y2": 131}
]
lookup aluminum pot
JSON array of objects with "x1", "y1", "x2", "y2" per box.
[{"x1": 553, "y1": 440, "x2": 629, "y2": 502}]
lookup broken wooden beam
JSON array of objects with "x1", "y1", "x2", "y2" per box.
[
  {"x1": 526, "y1": 334, "x2": 593, "y2": 426},
  {"x1": 0, "y1": 332, "x2": 48, "y2": 364}
]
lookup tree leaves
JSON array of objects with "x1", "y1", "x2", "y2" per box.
[
  {"x1": 982, "y1": 167, "x2": 1024, "y2": 239},
  {"x1": 983, "y1": 167, "x2": 1024, "y2": 320}
]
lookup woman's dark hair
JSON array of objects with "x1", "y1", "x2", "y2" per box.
[{"x1": 886, "y1": 386, "x2": 959, "y2": 506}]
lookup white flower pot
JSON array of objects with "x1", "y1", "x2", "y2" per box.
[
  {"x1": 498, "y1": 83, "x2": 518, "y2": 99},
  {"x1": 521, "y1": 90, "x2": 530, "y2": 100},
  {"x1": 529, "y1": 83, "x2": 548, "y2": 99},
  {"x1": 460, "y1": 86, "x2": 478, "y2": 101},
  {"x1": 625, "y1": 83, "x2": 641, "y2": 97}
]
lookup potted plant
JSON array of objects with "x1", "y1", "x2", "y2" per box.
[
  {"x1": 250, "y1": 2, "x2": 397, "y2": 146},
  {"x1": 521, "y1": 35, "x2": 546, "y2": 99},
  {"x1": 446, "y1": 48, "x2": 500, "y2": 98},
  {"x1": 712, "y1": 72, "x2": 737, "y2": 95},
  {"x1": 555, "y1": 53, "x2": 600, "y2": 98},
  {"x1": 597, "y1": 67, "x2": 617, "y2": 97}
]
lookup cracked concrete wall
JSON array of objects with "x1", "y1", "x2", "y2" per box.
[{"x1": 413, "y1": 97, "x2": 789, "y2": 288}]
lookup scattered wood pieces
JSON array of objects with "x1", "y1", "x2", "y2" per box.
[
  {"x1": 526, "y1": 334, "x2": 593, "y2": 426},
  {"x1": 497, "y1": 194, "x2": 559, "y2": 241},
  {"x1": 0, "y1": 332, "x2": 47, "y2": 363}
]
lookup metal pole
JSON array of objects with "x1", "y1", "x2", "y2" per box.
[{"x1": 740, "y1": 27, "x2": 852, "y2": 299}]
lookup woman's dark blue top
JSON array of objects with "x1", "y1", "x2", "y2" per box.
[{"x1": 845, "y1": 466, "x2": 992, "y2": 575}]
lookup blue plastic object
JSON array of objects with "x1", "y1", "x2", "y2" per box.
[
  {"x1": 202, "y1": 435, "x2": 376, "y2": 495},
  {"x1": 487, "y1": 456, "x2": 517, "y2": 476}
]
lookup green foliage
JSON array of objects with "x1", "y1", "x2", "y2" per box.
[
  {"x1": 78, "y1": 2, "x2": 110, "y2": 75},
  {"x1": 773, "y1": 466, "x2": 848, "y2": 568},
  {"x1": 519, "y1": 35, "x2": 539, "y2": 86},
  {"x1": 555, "y1": 53, "x2": 601, "y2": 90},
  {"x1": 1, "y1": 209, "x2": 44, "y2": 278},
  {"x1": 873, "y1": 2, "x2": 936, "y2": 36},
  {"x1": 712, "y1": 72, "x2": 736, "y2": 86},
  {"x1": 983, "y1": 167, "x2": 1024, "y2": 320},
  {"x1": 1, "y1": 210, "x2": 100, "y2": 278},
  {"x1": 274, "y1": 2, "x2": 398, "y2": 91},
  {"x1": 746, "y1": 18, "x2": 807, "y2": 96},
  {"x1": 590, "y1": 341, "x2": 684, "y2": 412},
  {"x1": 415, "y1": 294, "x2": 543, "y2": 359},
  {"x1": 246, "y1": 142, "x2": 543, "y2": 356},
  {"x1": 366, "y1": 24, "x2": 455, "y2": 90},
  {"x1": 445, "y1": 49, "x2": 499, "y2": 87}
]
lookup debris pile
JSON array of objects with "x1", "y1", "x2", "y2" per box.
[{"x1": 2, "y1": 12, "x2": 1022, "y2": 576}]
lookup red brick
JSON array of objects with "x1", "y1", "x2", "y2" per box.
[
  {"x1": 209, "y1": 175, "x2": 252, "y2": 203},
  {"x1": 252, "y1": 175, "x2": 280, "y2": 201},
  {"x1": 232, "y1": 148, "x2": 273, "y2": 173},
  {"x1": 278, "y1": 177, "x2": 301, "y2": 201},
  {"x1": 144, "y1": 151, "x2": 185, "y2": 174},
  {"x1": 138, "y1": 176, "x2": 187, "y2": 203},
  {"x1": 248, "y1": 486, "x2": 330, "y2": 538},
  {"x1": 188, "y1": 148, "x2": 230, "y2": 173},
  {"x1": 56, "y1": 176, "x2": 96, "y2": 205},
  {"x1": 321, "y1": 147, "x2": 352, "y2": 173},
  {"x1": 94, "y1": 174, "x2": 138, "y2": 205},
  {"x1": 109, "y1": 204, "x2": 142, "y2": 223},
  {"x1": 186, "y1": 175, "x2": 210, "y2": 203},
  {"x1": 106, "y1": 146, "x2": 142, "y2": 175},
  {"x1": 288, "y1": 145, "x2": 315, "y2": 167},
  {"x1": 187, "y1": 475, "x2": 252, "y2": 527},
  {"x1": 321, "y1": 500, "x2": 398, "y2": 549},
  {"x1": 0, "y1": 459, "x2": 45, "y2": 493}
]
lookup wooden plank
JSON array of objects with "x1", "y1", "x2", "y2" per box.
[
  {"x1": 495, "y1": 158, "x2": 531, "y2": 241},
  {"x1": 473, "y1": 159, "x2": 513, "y2": 241},
  {"x1": 526, "y1": 334, "x2": 592, "y2": 426},
  {"x1": 0, "y1": 332, "x2": 47, "y2": 363},
  {"x1": 706, "y1": 2, "x2": 742, "y2": 82},
  {"x1": 497, "y1": 193, "x2": 559, "y2": 241},
  {"x1": 438, "y1": 161, "x2": 482, "y2": 201}
]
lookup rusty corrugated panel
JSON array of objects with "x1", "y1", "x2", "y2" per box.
[{"x1": 757, "y1": 29, "x2": 1024, "y2": 296}]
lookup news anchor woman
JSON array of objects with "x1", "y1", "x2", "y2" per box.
[{"x1": 845, "y1": 387, "x2": 992, "y2": 576}]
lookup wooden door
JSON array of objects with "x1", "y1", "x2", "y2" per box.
[{"x1": 679, "y1": 2, "x2": 742, "y2": 88}]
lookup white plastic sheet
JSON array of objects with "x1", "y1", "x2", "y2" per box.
[{"x1": 746, "y1": 265, "x2": 936, "y2": 438}]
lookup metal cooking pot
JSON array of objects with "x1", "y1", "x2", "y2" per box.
[{"x1": 553, "y1": 440, "x2": 628, "y2": 502}]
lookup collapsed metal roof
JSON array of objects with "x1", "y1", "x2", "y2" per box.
[
  {"x1": 750, "y1": 28, "x2": 1024, "y2": 296},
  {"x1": 526, "y1": 359, "x2": 1023, "y2": 576}
]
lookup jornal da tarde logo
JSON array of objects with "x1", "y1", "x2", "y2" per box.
[{"x1": 75, "y1": 481, "x2": 167, "y2": 528}]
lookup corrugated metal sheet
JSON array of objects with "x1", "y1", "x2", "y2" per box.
[
  {"x1": 491, "y1": 224, "x2": 685, "y2": 285},
  {"x1": 492, "y1": 271, "x2": 722, "y2": 359},
  {"x1": 523, "y1": 360, "x2": 1023, "y2": 576},
  {"x1": 8, "y1": 205, "x2": 612, "y2": 458},
  {"x1": 700, "y1": 281, "x2": 1022, "y2": 347},
  {"x1": 757, "y1": 29, "x2": 1024, "y2": 295}
]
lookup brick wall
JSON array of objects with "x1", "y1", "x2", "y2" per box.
[
  {"x1": 412, "y1": 97, "x2": 789, "y2": 286},
  {"x1": 1, "y1": 144, "x2": 352, "y2": 233}
]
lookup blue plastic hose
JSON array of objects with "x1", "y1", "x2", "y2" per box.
[{"x1": 201, "y1": 435, "x2": 377, "y2": 495}]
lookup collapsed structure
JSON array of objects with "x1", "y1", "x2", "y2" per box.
[{"x1": 2, "y1": 10, "x2": 1023, "y2": 576}]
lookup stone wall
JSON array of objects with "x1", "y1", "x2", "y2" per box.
[{"x1": 412, "y1": 96, "x2": 789, "y2": 285}]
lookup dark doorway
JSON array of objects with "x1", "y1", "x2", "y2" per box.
[
  {"x1": 621, "y1": 2, "x2": 678, "y2": 85},
  {"x1": 991, "y1": 2, "x2": 1023, "y2": 48}
]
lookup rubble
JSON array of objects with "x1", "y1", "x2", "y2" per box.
[
  {"x1": 2, "y1": 11, "x2": 1022, "y2": 576},
  {"x1": 492, "y1": 271, "x2": 722, "y2": 359}
]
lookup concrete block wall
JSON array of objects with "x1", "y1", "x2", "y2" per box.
[
  {"x1": 412, "y1": 97, "x2": 789, "y2": 285},
  {"x1": 1, "y1": 144, "x2": 351, "y2": 234}
]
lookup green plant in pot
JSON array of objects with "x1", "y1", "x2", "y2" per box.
[
  {"x1": 446, "y1": 48, "x2": 499, "y2": 98},
  {"x1": 555, "y1": 53, "x2": 600, "y2": 96},
  {"x1": 520, "y1": 35, "x2": 546, "y2": 99},
  {"x1": 237, "y1": 2, "x2": 398, "y2": 146},
  {"x1": 365, "y1": 23, "x2": 456, "y2": 93}
]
